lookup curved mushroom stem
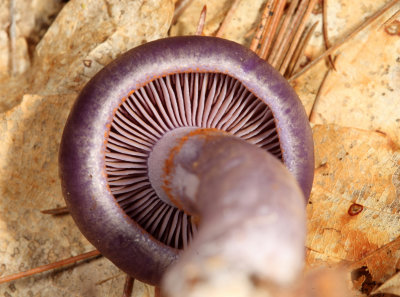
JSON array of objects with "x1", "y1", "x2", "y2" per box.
[{"x1": 161, "y1": 129, "x2": 307, "y2": 297}]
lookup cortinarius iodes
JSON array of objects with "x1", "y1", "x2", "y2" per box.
[{"x1": 59, "y1": 36, "x2": 314, "y2": 294}]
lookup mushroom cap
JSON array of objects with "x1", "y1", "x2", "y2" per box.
[{"x1": 59, "y1": 36, "x2": 314, "y2": 286}]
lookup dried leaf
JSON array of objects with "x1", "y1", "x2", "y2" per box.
[
  {"x1": 372, "y1": 271, "x2": 400, "y2": 295},
  {"x1": 295, "y1": 0, "x2": 400, "y2": 145},
  {"x1": 0, "y1": 0, "x2": 174, "y2": 296},
  {"x1": 307, "y1": 124, "x2": 400, "y2": 293},
  {"x1": 0, "y1": 0, "x2": 66, "y2": 76},
  {"x1": 308, "y1": 19, "x2": 400, "y2": 144}
]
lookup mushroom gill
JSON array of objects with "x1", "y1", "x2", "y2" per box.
[{"x1": 104, "y1": 72, "x2": 281, "y2": 249}]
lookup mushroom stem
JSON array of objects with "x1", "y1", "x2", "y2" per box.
[{"x1": 161, "y1": 129, "x2": 306, "y2": 296}]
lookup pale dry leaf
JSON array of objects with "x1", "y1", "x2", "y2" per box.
[
  {"x1": 372, "y1": 271, "x2": 400, "y2": 295},
  {"x1": 291, "y1": 59, "x2": 328, "y2": 116},
  {"x1": 31, "y1": 0, "x2": 174, "y2": 95},
  {"x1": 324, "y1": 0, "x2": 395, "y2": 44},
  {"x1": 0, "y1": 0, "x2": 66, "y2": 77},
  {"x1": 347, "y1": 235, "x2": 400, "y2": 294},
  {"x1": 304, "y1": 0, "x2": 395, "y2": 56},
  {"x1": 0, "y1": 0, "x2": 175, "y2": 112},
  {"x1": 215, "y1": 0, "x2": 265, "y2": 46},
  {"x1": 0, "y1": 0, "x2": 174, "y2": 296},
  {"x1": 307, "y1": 124, "x2": 400, "y2": 294},
  {"x1": 309, "y1": 18, "x2": 400, "y2": 144},
  {"x1": 295, "y1": 0, "x2": 400, "y2": 145}
]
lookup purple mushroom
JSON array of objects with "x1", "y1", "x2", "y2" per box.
[{"x1": 59, "y1": 36, "x2": 314, "y2": 288}]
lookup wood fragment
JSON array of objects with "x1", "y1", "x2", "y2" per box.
[
  {"x1": 268, "y1": 0, "x2": 300, "y2": 65},
  {"x1": 279, "y1": 0, "x2": 319, "y2": 75},
  {"x1": 122, "y1": 275, "x2": 135, "y2": 297},
  {"x1": 259, "y1": 0, "x2": 287, "y2": 60},
  {"x1": 41, "y1": 206, "x2": 69, "y2": 215},
  {"x1": 215, "y1": 0, "x2": 241, "y2": 38},
  {"x1": 288, "y1": 0, "x2": 399, "y2": 82},
  {"x1": 195, "y1": 5, "x2": 207, "y2": 36},
  {"x1": 0, "y1": 250, "x2": 101, "y2": 285},
  {"x1": 322, "y1": 0, "x2": 336, "y2": 70},
  {"x1": 287, "y1": 21, "x2": 319, "y2": 77},
  {"x1": 249, "y1": 0, "x2": 274, "y2": 52}
]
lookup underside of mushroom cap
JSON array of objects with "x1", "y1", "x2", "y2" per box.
[{"x1": 59, "y1": 36, "x2": 314, "y2": 286}]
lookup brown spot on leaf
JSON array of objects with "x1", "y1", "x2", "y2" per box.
[
  {"x1": 83, "y1": 59, "x2": 92, "y2": 67},
  {"x1": 348, "y1": 203, "x2": 363, "y2": 216},
  {"x1": 385, "y1": 20, "x2": 400, "y2": 36}
]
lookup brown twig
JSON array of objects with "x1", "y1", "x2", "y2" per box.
[
  {"x1": 195, "y1": 5, "x2": 207, "y2": 35},
  {"x1": 308, "y1": 61, "x2": 335, "y2": 121},
  {"x1": 95, "y1": 273, "x2": 124, "y2": 286},
  {"x1": 288, "y1": 0, "x2": 399, "y2": 82},
  {"x1": 171, "y1": 0, "x2": 195, "y2": 26},
  {"x1": 41, "y1": 206, "x2": 69, "y2": 215},
  {"x1": 259, "y1": 0, "x2": 287, "y2": 60},
  {"x1": 256, "y1": 0, "x2": 277, "y2": 56},
  {"x1": 322, "y1": 0, "x2": 336, "y2": 70},
  {"x1": 381, "y1": 8, "x2": 400, "y2": 27},
  {"x1": 122, "y1": 275, "x2": 135, "y2": 297},
  {"x1": 287, "y1": 21, "x2": 319, "y2": 77},
  {"x1": 0, "y1": 250, "x2": 101, "y2": 285},
  {"x1": 271, "y1": 0, "x2": 309, "y2": 70},
  {"x1": 268, "y1": 0, "x2": 300, "y2": 65},
  {"x1": 279, "y1": 0, "x2": 319, "y2": 75},
  {"x1": 215, "y1": 0, "x2": 241, "y2": 37},
  {"x1": 249, "y1": 0, "x2": 274, "y2": 52}
]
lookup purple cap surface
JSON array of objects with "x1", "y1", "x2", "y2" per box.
[{"x1": 59, "y1": 36, "x2": 314, "y2": 285}]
